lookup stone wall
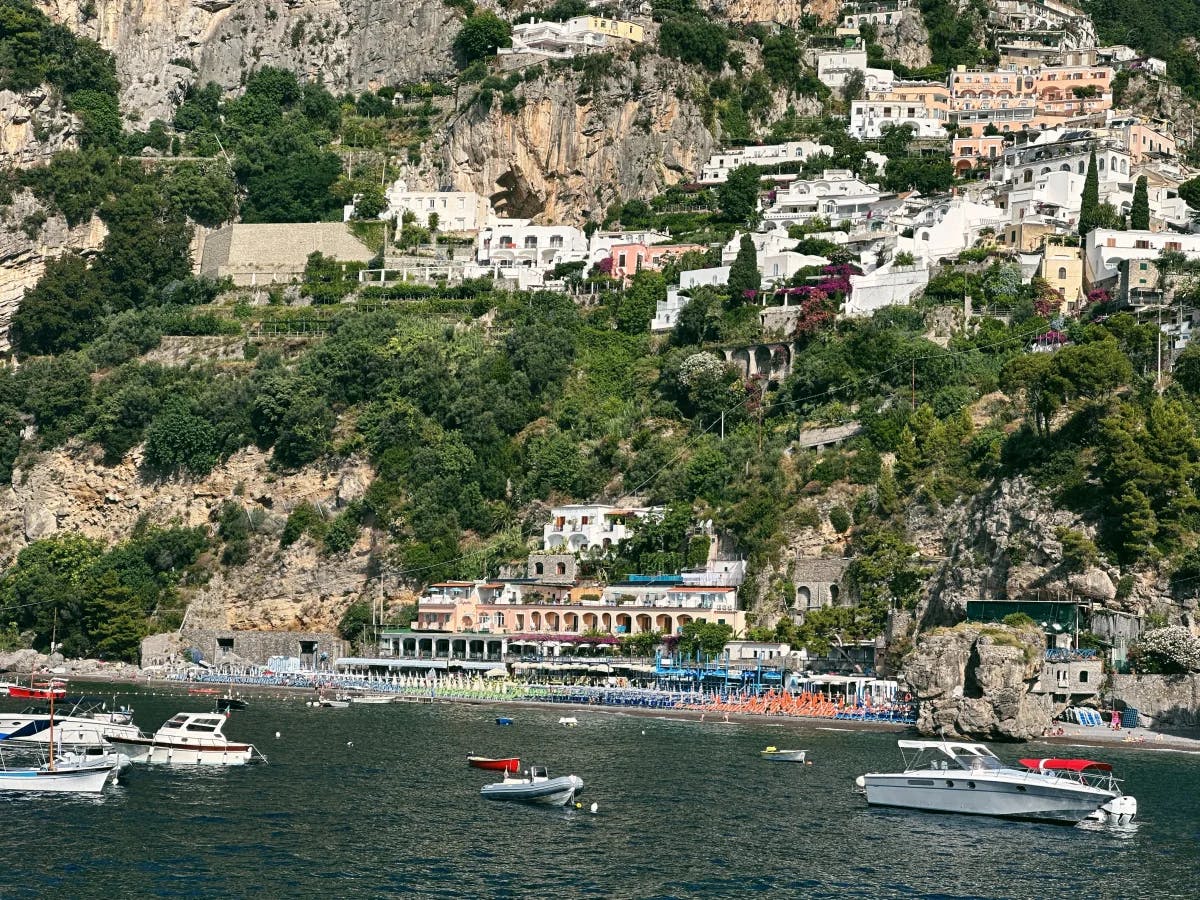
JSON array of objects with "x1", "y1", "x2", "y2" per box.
[
  {"x1": 141, "y1": 628, "x2": 347, "y2": 668},
  {"x1": 1111, "y1": 673, "x2": 1200, "y2": 727}
]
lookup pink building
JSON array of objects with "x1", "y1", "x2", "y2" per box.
[
  {"x1": 952, "y1": 136, "x2": 1006, "y2": 174},
  {"x1": 1034, "y1": 65, "x2": 1113, "y2": 118},
  {"x1": 609, "y1": 242, "x2": 708, "y2": 283}
]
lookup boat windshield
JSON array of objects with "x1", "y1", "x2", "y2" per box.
[{"x1": 947, "y1": 749, "x2": 1005, "y2": 772}]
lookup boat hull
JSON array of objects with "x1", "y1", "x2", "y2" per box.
[
  {"x1": 468, "y1": 756, "x2": 520, "y2": 771},
  {"x1": 761, "y1": 750, "x2": 807, "y2": 762},
  {"x1": 863, "y1": 772, "x2": 1123, "y2": 824},
  {"x1": 0, "y1": 764, "x2": 114, "y2": 793},
  {"x1": 0, "y1": 715, "x2": 144, "y2": 748},
  {"x1": 481, "y1": 775, "x2": 584, "y2": 807},
  {"x1": 107, "y1": 737, "x2": 257, "y2": 766}
]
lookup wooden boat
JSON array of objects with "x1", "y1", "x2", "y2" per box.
[
  {"x1": 480, "y1": 766, "x2": 584, "y2": 806},
  {"x1": 3, "y1": 679, "x2": 67, "y2": 701},
  {"x1": 760, "y1": 747, "x2": 808, "y2": 762},
  {"x1": 468, "y1": 755, "x2": 520, "y2": 771}
]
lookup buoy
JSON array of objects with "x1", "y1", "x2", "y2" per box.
[
  {"x1": 855, "y1": 775, "x2": 866, "y2": 788},
  {"x1": 574, "y1": 801, "x2": 582, "y2": 809},
  {"x1": 641, "y1": 730, "x2": 645, "y2": 736},
  {"x1": 275, "y1": 732, "x2": 281, "y2": 739},
  {"x1": 347, "y1": 741, "x2": 354, "y2": 748},
  {"x1": 590, "y1": 802, "x2": 598, "y2": 814}
]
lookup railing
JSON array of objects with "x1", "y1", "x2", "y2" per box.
[{"x1": 1044, "y1": 648, "x2": 1099, "y2": 661}]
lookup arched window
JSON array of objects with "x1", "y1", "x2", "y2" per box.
[
  {"x1": 829, "y1": 585, "x2": 840, "y2": 603},
  {"x1": 796, "y1": 586, "x2": 812, "y2": 607},
  {"x1": 556, "y1": 562, "x2": 567, "y2": 576},
  {"x1": 1057, "y1": 267, "x2": 1067, "y2": 280},
  {"x1": 534, "y1": 562, "x2": 544, "y2": 575}
]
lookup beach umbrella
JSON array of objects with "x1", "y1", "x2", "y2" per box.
[{"x1": 485, "y1": 667, "x2": 509, "y2": 678}]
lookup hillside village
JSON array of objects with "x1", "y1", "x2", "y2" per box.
[{"x1": 4, "y1": 0, "x2": 1200, "y2": 735}]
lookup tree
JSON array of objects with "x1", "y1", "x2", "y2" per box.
[
  {"x1": 717, "y1": 165, "x2": 761, "y2": 224},
  {"x1": 1078, "y1": 149, "x2": 1100, "y2": 236},
  {"x1": 10, "y1": 254, "x2": 105, "y2": 356},
  {"x1": 657, "y1": 17, "x2": 729, "y2": 73},
  {"x1": 726, "y1": 233, "x2": 760, "y2": 303},
  {"x1": 1130, "y1": 175, "x2": 1150, "y2": 230},
  {"x1": 676, "y1": 620, "x2": 733, "y2": 658},
  {"x1": 453, "y1": 12, "x2": 512, "y2": 66},
  {"x1": 842, "y1": 69, "x2": 865, "y2": 103},
  {"x1": 1173, "y1": 342, "x2": 1200, "y2": 394},
  {"x1": 143, "y1": 396, "x2": 219, "y2": 476},
  {"x1": 1180, "y1": 175, "x2": 1200, "y2": 210},
  {"x1": 616, "y1": 270, "x2": 665, "y2": 334},
  {"x1": 1117, "y1": 484, "x2": 1158, "y2": 559}
]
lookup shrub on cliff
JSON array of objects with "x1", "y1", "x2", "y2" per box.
[{"x1": 1128, "y1": 626, "x2": 1200, "y2": 674}]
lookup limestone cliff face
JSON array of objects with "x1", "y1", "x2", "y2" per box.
[
  {"x1": 443, "y1": 56, "x2": 717, "y2": 223},
  {"x1": 873, "y1": 10, "x2": 932, "y2": 70},
  {"x1": 36, "y1": 0, "x2": 460, "y2": 124},
  {"x1": 706, "y1": 0, "x2": 839, "y2": 27},
  {"x1": 902, "y1": 622, "x2": 1054, "y2": 740},
  {"x1": 0, "y1": 88, "x2": 78, "y2": 167},
  {"x1": 0, "y1": 192, "x2": 107, "y2": 353},
  {"x1": 913, "y1": 476, "x2": 1131, "y2": 628},
  {"x1": 0, "y1": 442, "x2": 383, "y2": 631}
]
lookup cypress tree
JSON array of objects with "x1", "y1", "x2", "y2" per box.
[
  {"x1": 726, "y1": 233, "x2": 760, "y2": 305},
  {"x1": 1078, "y1": 150, "x2": 1099, "y2": 237},
  {"x1": 1130, "y1": 175, "x2": 1150, "y2": 230}
]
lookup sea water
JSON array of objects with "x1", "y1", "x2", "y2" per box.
[{"x1": 2, "y1": 685, "x2": 1196, "y2": 899}]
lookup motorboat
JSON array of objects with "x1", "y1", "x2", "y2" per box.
[
  {"x1": 0, "y1": 751, "x2": 119, "y2": 794},
  {"x1": 349, "y1": 695, "x2": 395, "y2": 705},
  {"x1": 468, "y1": 755, "x2": 520, "y2": 771},
  {"x1": 760, "y1": 746, "x2": 807, "y2": 762},
  {"x1": 106, "y1": 712, "x2": 266, "y2": 766},
  {"x1": 480, "y1": 765, "x2": 584, "y2": 806},
  {"x1": 319, "y1": 697, "x2": 350, "y2": 708},
  {"x1": 496, "y1": 717, "x2": 514, "y2": 726},
  {"x1": 0, "y1": 702, "x2": 143, "y2": 749},
  {"x1": 1, "y1": 679, "x2": 67, "y2": 701},
  {"x1": 559, "y1": 716, "x2": 579, "y2": 726},
  {"x1": 857, "y1": 741, "x2": 1137, "y2": 825},
  {"x1": 216, "y1": 695, "x2": 249, "y2": 711}
]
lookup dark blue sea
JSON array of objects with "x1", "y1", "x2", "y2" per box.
[{"x1": 1, "y1": 684, "x2": 1196, "y2": 899}]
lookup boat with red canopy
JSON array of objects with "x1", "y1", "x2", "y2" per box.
[
  {"x1": 468, "y1": 755, "x2": 520, "y2": 772},
  {"x1": 1018, "y1": 758, "x2": 1112, "y2": 775}
]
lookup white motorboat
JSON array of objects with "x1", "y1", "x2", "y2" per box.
[
  {"x1": 857, "y1": 741, "x2": 1137, "y2": 825},
  {"x1": 558, "y1": 716, "x2": 578, "y2": 726},
  {"x1": 0, "y1": 754, "x2": 118, "y2": 793},
  {"x1": 480, "y1": 765, "x2": 584, "y2": 806},
  {"x1": 760, "y1": 746, "x2": 807, "y2": 762},
  {"x1": 349, "y1": 695, "x2": 395, "y2": 705},
  {"x1": 0, "y1": 703, "x2": 142, "y2": 749},
  {"x1": 106, "y1": 712, "x2": 266, "y2": 766}
]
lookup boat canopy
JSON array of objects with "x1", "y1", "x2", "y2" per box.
[
  {"x1": 897, "y1": 740, "x2": 998, "y2": 757},
  {"x1": 1018, "y1": 758, "x2": 1113, "y2": 773}
]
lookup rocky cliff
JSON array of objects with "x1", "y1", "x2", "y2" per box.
[
  {"x1": 902, "y1": 622, "x2": 1054, "y2": 740},
  {"x1": 1111, "y1": 673, "x2": 1200, "y2": 726},
  {"x1": 443, "y1": 55, "x2": 718, "y2": 223},
  {"x1": 707, "y1": 0, "x2": 839, "y2": 27},
  {"x1": 0, "y1": 191, "x2": 107, "y2": 353},
  {"x1": 36, "y1": 0, "x2": 460, "y2": 124},
  {"x1": 0, "y1": 88, "x2": 79, "y2": 167},
  {"x1": 0, "y1": 442, "x2": 385, "y2": 631},
  {"x1": 872, "y1": 9, "x2": 932, "y2": 70}
]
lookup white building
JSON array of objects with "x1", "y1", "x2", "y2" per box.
[
  {"x1": 849, "y1": 82, "x2": 951, "y2": 139},
  {"x1": 543, "y1": 504, "x2": 660, "y2": 553},
  {"x1": 699, "y1": 141, "x2": 833, "y2": 185},
  {"x1": 1084, "y1": 228, "x2": 1200, "y2": 289},
  {"x1": 844, "y1": 262, "x2": 930, "y2": 316},
  {"x1": 502, "y1": 16, "x2": 644, "y2": 59},
  {"x1": 381, "y1": 180, "x2": 491, "y2": 233},
  {"x1": 763, "y1": 170, "x2": 885, "y2": 228},
  {"x1": 721, "y1": 229, "x2": 827, "y2": 285},
  {"x1": 651, "y1": 267, "x2": 731, "y2": 331},
  {"x1": 991, "y1": 131, "x2": 1132, "y2": 189},
  {"x1": 476, "y1": 218, "x2": 589, "y2": 272},
  {"x1": 816, "y1": 49, "x2": 895, "y2": 92},
  {"x1": 896, "y1": 196, "x2": 1008, "y2": 263}
]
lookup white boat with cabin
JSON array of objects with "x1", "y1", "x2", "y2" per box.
[
  {"x1": 857, "y1": 741, "x2": 1136, "y2": 825},
  {"x1": 106, "y1": 712, "x2": 266, "y2": 766},
  {"x1": 0, "y1": 702, "x2": 141, "y2": 749},
  {"x1": 0, "y1": 750, "x2": 119, "y2": 793}
]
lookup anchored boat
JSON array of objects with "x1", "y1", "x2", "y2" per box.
[
  {"x1": 107, "y1": 712, "x2": 266, "y2": 766},
  {"x1": 857, "y1": 741, "x2": 1136, "y2": 825},
  {"x1": 760, "y1": 747, "x2": 807, "y2": 762},
  {"x1": 480, "y1": 766, "x2": 584, "y2": 806},
  {"x1": 468, "y1": 755, "x2": 521, "y2": 771}
]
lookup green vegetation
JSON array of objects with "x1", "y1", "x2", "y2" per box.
[{"x1": 1086, "y1": 0, "x2": 1200, "y2": 98}]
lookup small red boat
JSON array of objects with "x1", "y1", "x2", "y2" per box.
[
  {"x1": 4, "y1": 680, "x2": 67, "y2": 700},
  {"x1": 468, "y1": 755, "x2": 520, "y2": 772},
  {"x1": 188, "y1": 687, "x2": 219, "y2": 695}
]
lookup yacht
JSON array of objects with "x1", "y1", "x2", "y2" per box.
[
  {"x1": 857, "y1": 740, "x2": 1136, "y2": 825},
  {"x1": 106, "y1": 712, "x2": 266, "y2": 766},
  {"x1": 0, "y1": 703, "x2": 142, "y2": 749}
]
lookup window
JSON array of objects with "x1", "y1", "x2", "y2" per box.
[
  {"x1": 1167, "y1": 242, "x2": 1182, "y2": 252},
  {"x1": 549, "y1": 235, "x2": 564, "y2": 248},
  {"x1": 534, "y1": 562, "x2": 544, "y2": 575},
  {"x1": 1058, "y1": 267, "x2": 1067, "y2": 280},
  {"x1": 1079, "y1": 669, "x2": 1089, "y2": 683},
  {"x1": 1135, "y1": 240, "x2": 1150, "y2": 249},
  {"x1": 556, "y1": 562, "x2": 567, "y2": 575},
  {"x1": 524, "y1": 236, "x2": 538, "y2": 248}
]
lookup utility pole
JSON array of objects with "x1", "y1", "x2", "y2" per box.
[
  {"x1": 911, "y1": 359, "x2": 916, "y2": 411},
  {"x1": 1157, "y1": 302, "x2": 1163, "y2": 396}
]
